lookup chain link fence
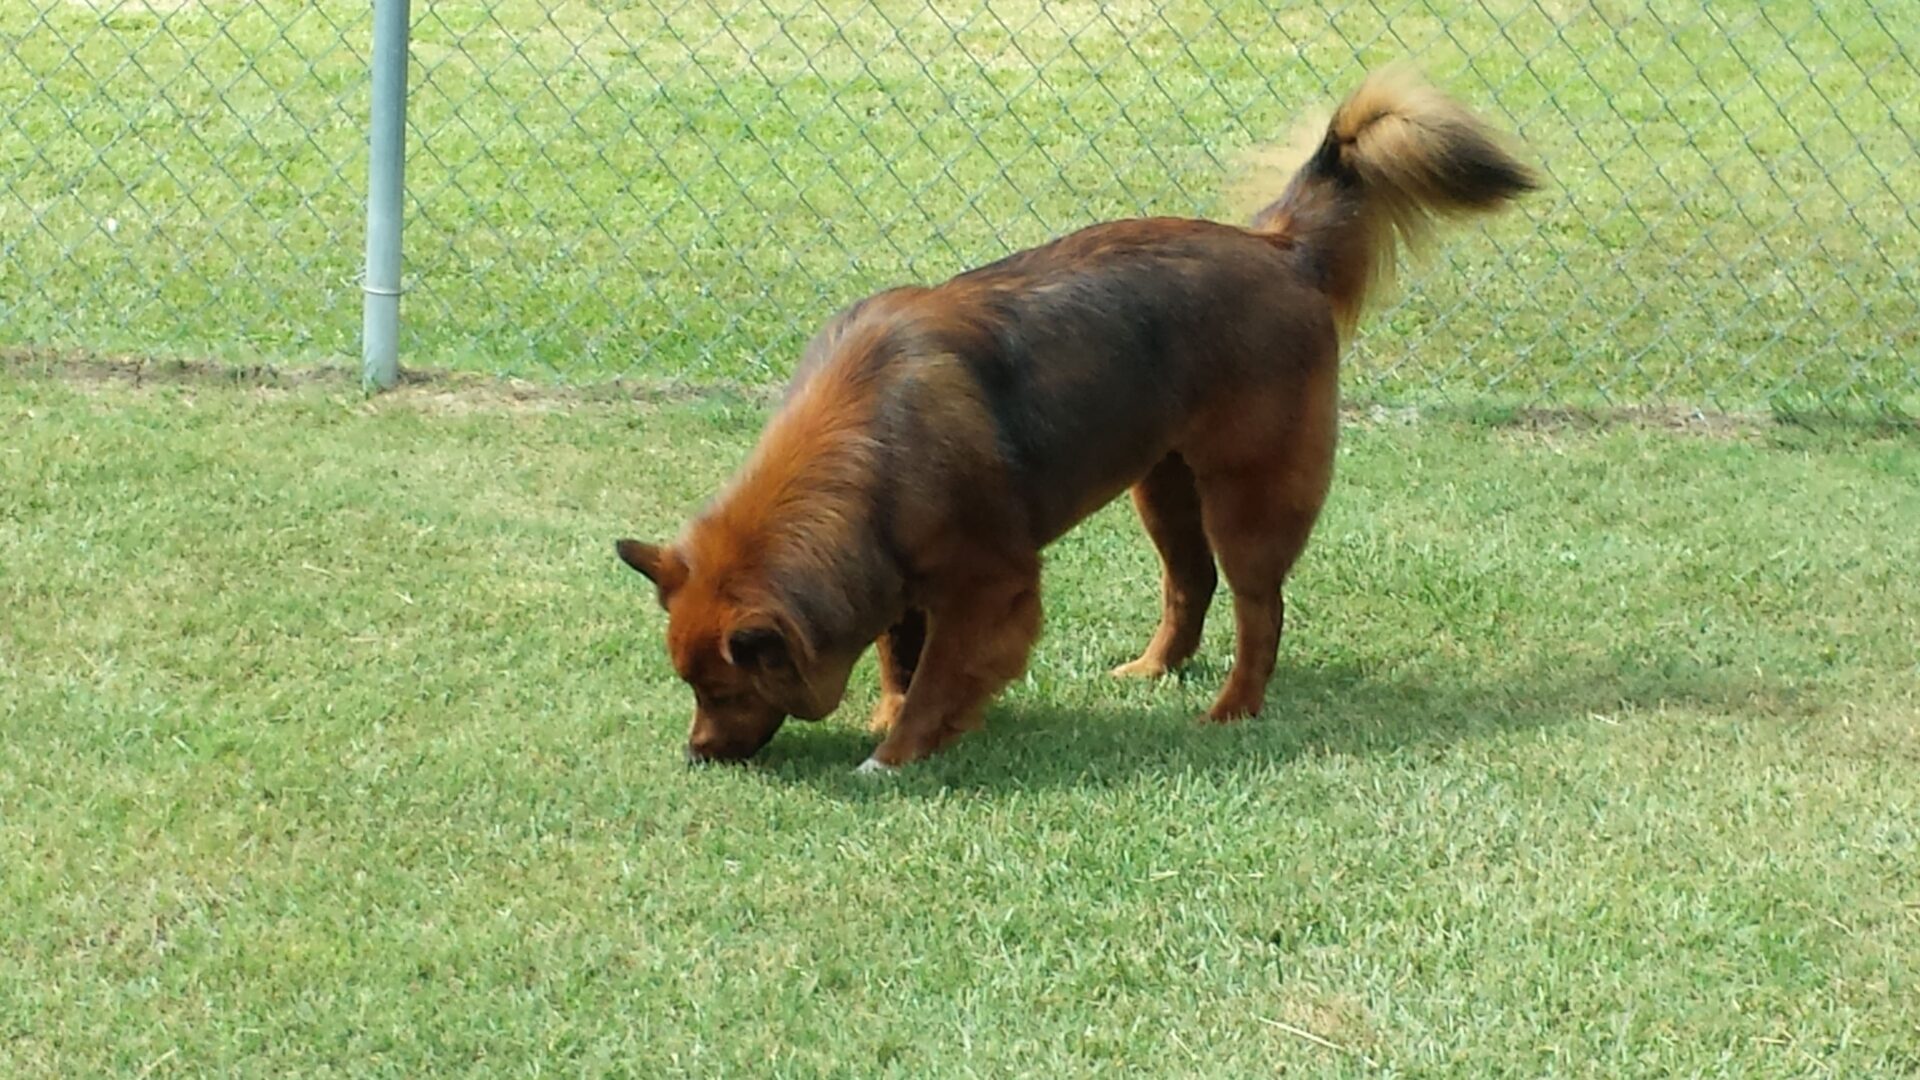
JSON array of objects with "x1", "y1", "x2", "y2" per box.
[{"x1": 3, "y1": 0, "x2": 1916, "y2": 412}]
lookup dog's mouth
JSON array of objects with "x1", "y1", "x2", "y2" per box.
[{"x1": 685, "y1": 712, "x2": 786, "y2": 764}]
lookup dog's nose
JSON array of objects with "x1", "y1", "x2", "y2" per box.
[{"x1": 684, "y1": 743, "x2": 709, "y2": 766}]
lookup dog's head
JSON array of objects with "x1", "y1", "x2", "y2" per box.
[{"x1": 615, "y1": 537, "x2": 860, "y2": 763}]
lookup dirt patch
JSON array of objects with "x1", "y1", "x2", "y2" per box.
[
  {"x1": 1, "y1": 345, "x2": 779, "y2": 414},
  {"x1": 1496, "y1": 403, "x2": 1767, "y2": 440},
  {"x1": 5, "y1": 346, "x2": 354, "y2": 392},
  {"x1": 8, "y1": 345, "x2": 1910, "y2": 434}
]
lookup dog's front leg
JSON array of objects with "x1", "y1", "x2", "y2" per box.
[
  {"x1": 859, "y1": 577, "x2": 1040, "y2": 771},
  {"x1": 867, "y1": 609, "x2": 927, "y2": 735}
]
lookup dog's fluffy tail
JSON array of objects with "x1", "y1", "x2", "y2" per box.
[{"x1": 1250, "y1": 66, "x2": 1538, "y2": 334}]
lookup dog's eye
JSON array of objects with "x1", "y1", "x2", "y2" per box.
[{"x1": 699, "y1": 689, "x2": 745, "y2": 710}]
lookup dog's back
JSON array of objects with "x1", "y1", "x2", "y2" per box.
[{"x1": 929, "y1": 219, "x2": 1340, "y2": 543}]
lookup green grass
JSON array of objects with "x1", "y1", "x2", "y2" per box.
[
  {"x1": 4, "y1": 363, "x2": 1919, "y2": 1075},
  {"x1": 3, "y1": 0, "x2": 1918, "y2": 409}
]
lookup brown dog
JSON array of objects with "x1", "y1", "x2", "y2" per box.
[{"x1": 617, "y1": 67, "x2": 1536, "y2": 772}]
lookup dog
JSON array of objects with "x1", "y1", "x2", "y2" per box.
[{"x1": 616, "y1": 67, "x2": 1536, "y2": 771}]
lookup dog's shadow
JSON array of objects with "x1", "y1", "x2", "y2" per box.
[{"x1": 751, "y1": 652, "x2": 1793, "y2": 797}]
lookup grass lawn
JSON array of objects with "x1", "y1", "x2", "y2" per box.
[
  {"x1": 4, "y1": 361, "x2": 1918, "y2": 1075},
  {"x1": 3, "y1": 0, "x2": 1918, "y2": 408}
]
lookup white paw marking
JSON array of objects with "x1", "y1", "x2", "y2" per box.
[{"x1": 854, "y1": 757, "x2": 897, "y2": 776}]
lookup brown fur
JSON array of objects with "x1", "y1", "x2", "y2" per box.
[{"x1": 617, "y1": 67, "x2": 1537, "y2": 769}]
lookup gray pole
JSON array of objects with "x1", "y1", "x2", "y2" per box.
[{"x1": 361, "y1": 0, "x2": 411, "y2": 390}]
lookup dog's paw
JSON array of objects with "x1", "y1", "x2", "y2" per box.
[
  {"x1": 1110, "y1": 656, "x2": 1171, "y2": 680},
  {"x1": 854, "y1": 756, "x2": 898, "y2": 777},
  {"x1": 1201, "y1": 700, "x2": 1260, "y2": 724},
  {"x1": 867, "y1": 692, "x2": 906, "y2": 735}
]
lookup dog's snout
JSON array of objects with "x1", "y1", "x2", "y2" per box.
[{"x1": 685, "y1": 730, "x2": 743, "y2": 765}]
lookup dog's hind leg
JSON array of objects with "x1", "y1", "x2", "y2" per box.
[
  {"x1": 1191, "y1": 364, "x2": 1339, "y2": 721},
  {"x1": 868, "y1": 608, "x2": 926, "y2": 735},
  {"x1": 1195, "y1": 465, "x2": 1327, "y2": 723},
  {"x1": 1112, "y1": 453, "x2": 1217, "y2": 679}
]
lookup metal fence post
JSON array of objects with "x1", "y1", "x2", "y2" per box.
[{"x1": 362, "y1": 0, "x2": 412, "y2": 390}]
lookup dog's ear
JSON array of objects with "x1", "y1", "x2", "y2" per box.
[
  {"x1": 725, "y1": 607, "x2": 849, "y2": 721},
  {"x1": 721, "y1": 613, "x2": 804, "y2": 674},
  {"x1": 724, "y1": 610, "x2": 828, "y2": 718},
  {"x1": 615, "y1": 539, "x2": 687, "y2": 600}
]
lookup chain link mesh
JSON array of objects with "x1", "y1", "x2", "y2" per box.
[{"x1": 4, "y1": 0, "x2": 1916, "y2": 412}]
